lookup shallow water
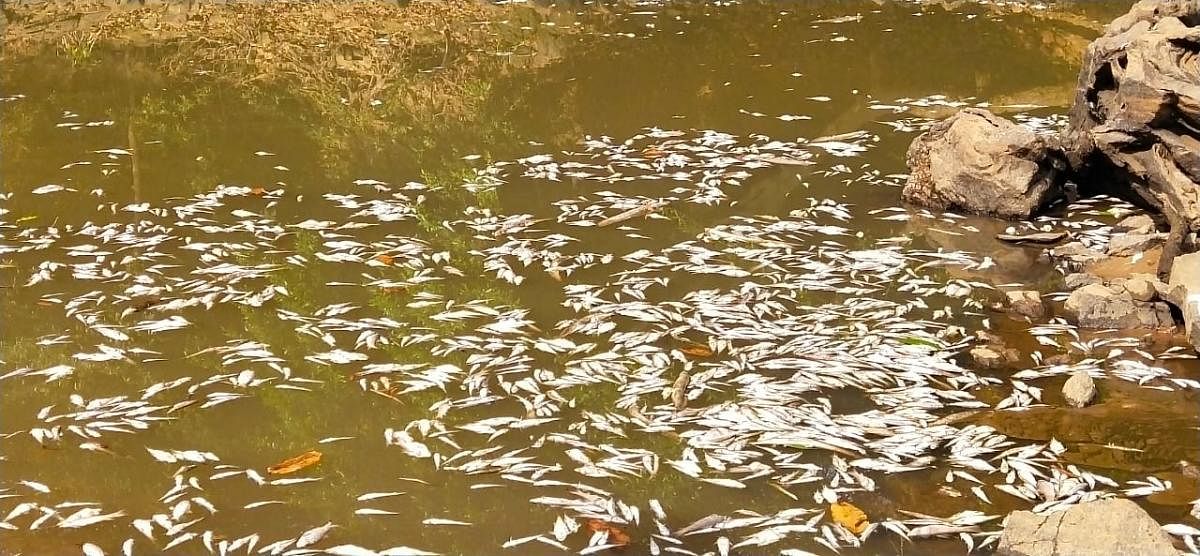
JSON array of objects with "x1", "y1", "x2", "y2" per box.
[{"x1": 3, "y1": 2, "x2": 1198, "y2": 555}]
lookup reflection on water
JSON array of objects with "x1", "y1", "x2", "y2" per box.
[{"x1": 3, "y1": 2, "x2": 1196, "y2": 555}]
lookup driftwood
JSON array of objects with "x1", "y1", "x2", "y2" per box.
[{"x1": 1063, "y1": 0, "x2": 1200, "y2": 278}]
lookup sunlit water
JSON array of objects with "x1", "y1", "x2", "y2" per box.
[{"x1": 3, "y1": 2, "x2": 1198, "y2": 555}]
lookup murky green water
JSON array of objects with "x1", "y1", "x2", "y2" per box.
[{"x1": 3, "y1": 2, "x2": 1198, "y2": 555}]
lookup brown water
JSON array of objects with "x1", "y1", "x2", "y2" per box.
[{"x1": 3, "y1": 2, "x2": 1198, "y2": 555}]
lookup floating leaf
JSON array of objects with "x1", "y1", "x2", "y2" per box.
[
  {"x1": 375, "y1": 254, "x2": 395, "y2": 265},
  {"x1": 267, "y1": 450, "x2": 322, "y2": 475},
  {"x1": 830, "y1": 501, "x2": 869, "y2": 534},
  {"x1": 679, "y1": 344, "x2": 713, "y2": 358},
  {"x1": 642, "y1": 146, "x2": 667, "y2": 159},
  {"x1": 250, "y1": 187, "x2": 268, "y2": 197},
  {"x1": 584, "y1": 518, "x2": 631, "y2": 547}
]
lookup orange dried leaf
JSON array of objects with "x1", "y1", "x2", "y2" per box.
[
  {"x1": 680, "y1": 344, "x2": 713, "y2": 358},
  {"x1": 585, "y1": 518, "x2": 631, "y2": 547},
  {"x1": 250, "y1": 187, "x2": 268, "y2": 197},
  {"x1": 642, "y1": 146, "x2": 667, "y2": 159},
  {"x1": 830, "y1": 501, "x2": 869, "y2": 535},
  {"x1": 374, "y1": 254, "x2": 395, "y2": 265},
  {"x1": 267, "y1": 450, "x2": 322, "y2": 475}
]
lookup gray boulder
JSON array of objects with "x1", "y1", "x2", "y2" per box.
[
  {"x1": 1063, "y1": 272, "x2": 1101, "y2": 290},
  {"x1": 1047, "y1": 242, "x2": 1107, "y2": 271},
  {"x1": 1114, "y1": 214, "x2": 1157, "y2": 235},
  {"x1": 1169, "y1": 252, "x2": 1200, "y2": 350},
  {"x1": 1070, "y1": 284, "x2": 1142, "y2": 329},
  {"x1": 1122, "y1": 274, "x2": 1160, "y2": 302},
  {"x1": 903, "y1": 108, "x2": 1066, "y2": 219},
  {"x1": 1064, "y1": 284, "x2": 1162, "y2": 329},
  {"x1": 1106, "y1": 233, "x2": 1166, "y2": 256},
  {"x1": 1061, "y1": 371, "x2": 1097, "y2": 408},
  {"x1": 997, "y1": 498, "x2": 1175, "y2": 556}
]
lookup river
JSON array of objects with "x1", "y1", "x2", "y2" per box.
[{"x1": 2, "y1": 1, "x2": 1197, "y2": 555}]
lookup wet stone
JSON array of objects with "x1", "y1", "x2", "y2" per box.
[
  {"x1": 970, "y1": 346, "x2": 1005, "y2": 369},
  {"x1": 1043, "y1": 353, "x2": 1072, "y2": 366},
  {"x1": 975, "y1": 330, "x2": 1006, "y2": 346},
  {"x1": 1046, "y1": 241, "x2": 1107, "y2": 271},
  {"x1": 1005, "y1": 290, "x2": 1044, "y2": 319},
  {"x1": 1061, "y1": 371, "x2": 1097, "y2": 408}
]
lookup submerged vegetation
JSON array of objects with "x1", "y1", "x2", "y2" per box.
[{"x1": 2, "y1": 1, "x2": 1199, "y2": 555}]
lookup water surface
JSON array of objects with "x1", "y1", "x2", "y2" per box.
[{"x1": 3, "y1": 2, "x2": 1197, "y2": 555}]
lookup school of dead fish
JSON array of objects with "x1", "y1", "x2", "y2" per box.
[{"x1": 4, "y1": 5, "x2": 1200, "y2": 556}]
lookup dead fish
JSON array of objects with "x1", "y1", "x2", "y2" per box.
[
  {"x1": 675, "y1": 513, "x2": 730, "y2": 536},
  {"x1": 297, "y1": 521, "x2": 337, "y2": 548}
]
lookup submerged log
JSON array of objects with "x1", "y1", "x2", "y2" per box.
[{"x1": 1063, "y1": 0, "x2": 1200, "y2": 278}]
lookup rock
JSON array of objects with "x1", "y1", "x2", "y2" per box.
[
  {"x1": 1122, "y1": 274, "x2": 1158, "y2": 302},
  {"x1": 1046, "y1": 241, "x2": 1107, "y2": 271},
  {"x1": 937, "y1": 326, "x2": 966, "y2": 341},
  {"x1": 1005, "y1": 290, "x2": 1044, "y2": 318},
  {"x1": 975, "y1": 330, "x2": 1005, "y2": 346},
  {"x1": 997, "y1": 498, "x2": 1176, "y2": 556},
  {"x1": 1064, "y1": 0, "x2": 1200, "y2": 277},
  {"x1": 903, "y1": 108, "x2": 1066, "y2": 220},
  {"x1": 1181, "y1": 460, "x2": 1200, "y2": 480},
  {"x1": 1043, "y1": 353, "x2": 1072, "y2": 366},
  {"x1": 1114, "y1": 214, "x2": 1157, "y2": 235},
  {"x1": 1169, "y1": 252, "x2": 1200, "y2": 351},
  {"x1": 1155, "y1": 280, "x2": 1187, "y2": 307},
  {"x1": 1064, "y1": 284, "x2": 1160, "y2": 329},
  {"x1": 970, "y1": 346, "x2": 1004, "y2": 369},
  {"x1": 1063, "y1": 272, "x2": 1101, "y2": 290},
  {"x1": 1106, "y1": 233, "x2": 1166, "y2": 256},
  {"x1": 995, "y1": 231, "x2": 1067, "y2": 244},
  {"x1": 1062, "y1": 371, "x2": 1097, "y2": 408},
  {"x1": 1153, "y1": 302, "x2": 1176, "y2": 329}
]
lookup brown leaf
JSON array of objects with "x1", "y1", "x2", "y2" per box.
[
  {"x1": 374, "y1": 254, "x2": 395, "y2": 265},
  {"x1": 250, "y1": 187, "x2": 268, "y2": 197},
  {"x1": 267, "y1": 450, "x2": 322, "y2": 475},
  {"x1": 642, "y1": 146, "x2": 667, "y2": 159},
  {"x1": 585, "y1": 518, "x2": 631, "y2": 547},
  {"x1": 679, "y1": 344, "x2": 713, "y2": 358},
  {"x1": 830, "y1": 501, "x2": 869, "y2": 535}
]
